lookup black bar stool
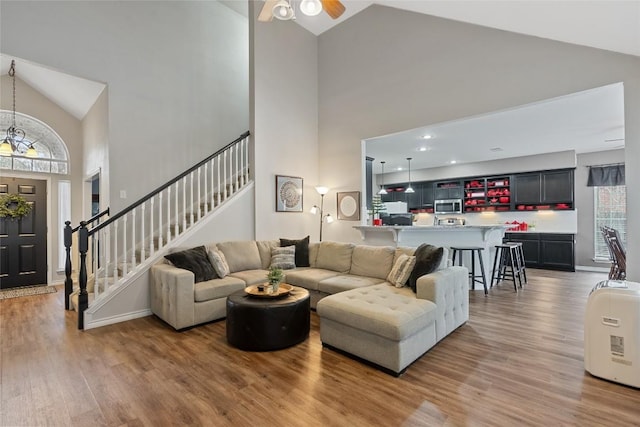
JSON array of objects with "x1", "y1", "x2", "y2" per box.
[
  {"x1": 451, "y1": 246, "x2": 488, "y2": 295},
  {"x1": 491, "y1": 243, "x2": 522, "y2": 291},
  {"x1": 503, "y1": 241, "x2": 527, "y2": 284}
]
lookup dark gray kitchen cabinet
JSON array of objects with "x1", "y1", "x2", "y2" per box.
[
  {"x1": 421, "y1": 182, "x2": 434, "y2": 207},
  {"x1": 504, "y1": 232, "x2": 575, "y2": 271},
  {"x1": 404, "y1": 183, "x2": 422, "y2": 210},
  {"x1": 542, "y1": 170, "x2": 573, "y2": 203},
  {"x1": 513, "y1": 174, "x2": 541, "y2": 204},
  {"x1": 513, "y1": 169, "x2": 574, "y2": 207},
  {"x1": 434, "y1": 180, "x2": 463, "y2": 199}
]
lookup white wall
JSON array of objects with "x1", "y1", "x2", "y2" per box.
[
  {"x1": 82, "y1": 88, "x2": 110, "y2": 214},
  {"x1": 251, "y1": 2, "x2": 320, "y2": 242},
  {"x1": 1, "y1": 1, "x2": 249, "y2": 213},
  {"x1": 575, "y1": 149, "x2": 626, "y2": 268},
  {"x1": 1, "y1": 75, "x2": 83, "y2": 284},
  {"x1": 317, "y1": 5, "x2": 640, "y2": 280}
]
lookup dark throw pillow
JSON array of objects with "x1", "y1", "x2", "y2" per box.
[
  {"x1": 408, "y1": 244, "x2": 444, "y2": 292},
  {"x1": 280, "y1": 236, "x2": 310, "y2": 267},
  {"x1": 164, "y1": 246, "x2": 217, "y2": 283}
]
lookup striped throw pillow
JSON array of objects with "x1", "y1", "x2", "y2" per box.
[
  {"x1": 387, "y1": 254, "x2": 416, "y2": 287},
  {"x1": 270, "y1": 245, "x2": 296, "y2": 270},
  {"x1": 207, "y1": 249, "x2": 230, "y2": 278}
]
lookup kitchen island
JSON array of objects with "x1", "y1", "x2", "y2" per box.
[{"x1": 353, "y1": 225, "x2": 511, "y2": 290}]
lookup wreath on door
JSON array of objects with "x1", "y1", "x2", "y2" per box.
[{"x1": 0, "y1": 193, "x2": 32, "y2": 219}]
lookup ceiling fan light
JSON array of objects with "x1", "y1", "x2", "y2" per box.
[
  {"x1": 300, "y1": 0, "x2": 322, "y2": 16},
  {"x1": 273, "y1": 0, "x2": 295, "y2": 20}
]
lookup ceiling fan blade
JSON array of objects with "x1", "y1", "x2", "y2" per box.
[
  {"x1": 258, "y1": 0, "x2": 278, "y2": 22},
  {"x1": 321, "y1": 0, "x2": 345, "y2": 19}
]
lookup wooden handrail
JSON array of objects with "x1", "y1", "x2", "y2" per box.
[{"x1": 89, "y1": 131, "x2": 249, "y2": 236}]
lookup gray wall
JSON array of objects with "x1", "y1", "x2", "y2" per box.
[
  {"x1": 316, "y1": 5, "x2": 640, "y2": 280},
  {"x1": 575, "y1": 149, "x2": 626, "y2": 268},
  {"x1": 0, "y1": 75, "x2": 83, "y2": 284},
  {"x1": 1, "y1": 1, "x2": 249, "y2": 213},
  {"x1": 251, "y1": 2, "x2": 320, "y2": 241}
]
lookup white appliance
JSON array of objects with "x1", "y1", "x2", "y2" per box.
[
  {"x1": 434, "y1": 199, "x2": 463, "y2": 214},
  {"x1": 584, "y1": 280, "x2": 640, "y2": 388},
  {"x1": 383, "y1": 201, "x2": 408, "y2": 214}
]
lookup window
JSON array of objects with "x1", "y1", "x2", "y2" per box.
[
  {"x1": 594, "y1": 185, "x2": 626, "y2": 261},
  {"x1": 0, "y1": 110, "x2": 69, "y2": 175}
]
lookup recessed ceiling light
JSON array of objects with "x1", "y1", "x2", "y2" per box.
[
  {"x1": 450, "y1": 160, "x2": 457, "y2": 164},
  {"x1": 421, "y1": 134, "x2": 432, "y2": 140},
  {"x1": 490, "y1": 147, "x2": 504, "y2": 152},
  {"x1": 419, "y1": 147, "x2": 428, "y2": 152},
  {"x1": 397, "y1": 167, "x2": 403, "y2": 171}
]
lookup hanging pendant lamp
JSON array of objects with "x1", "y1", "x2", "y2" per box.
[
  {"x1": 378, "y1": 161, "x2": 388, "y2": 195},
  {"x1": 405, "y1": 157, "x2": 415, "y2": 193}
]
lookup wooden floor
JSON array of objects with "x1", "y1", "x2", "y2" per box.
[{"x1": 1, "y1": 270, "x2": 639, "y2": 426}]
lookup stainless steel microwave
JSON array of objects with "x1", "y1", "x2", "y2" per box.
[{"x1": 434, "y1": 199, "x2": 463, "y2": 214}]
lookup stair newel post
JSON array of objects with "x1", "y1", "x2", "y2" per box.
[
  {"x1": 64, "y1": 221, "x2": 73, "y2": 310},
  {"x1": 78, "y1": 221, "x2": 89, "y2": 330}
]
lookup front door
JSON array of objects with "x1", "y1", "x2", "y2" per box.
[{"x1": 0, "y1": 177, "x2": 47, "y2": 289}]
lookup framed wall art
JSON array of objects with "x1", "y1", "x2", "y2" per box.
[
  {"x1": 337, "y1": 191, "x2": 361, "y2": 221},
  {"x1": 275, "y1": 175, "x2": 303, "y2": 212}
]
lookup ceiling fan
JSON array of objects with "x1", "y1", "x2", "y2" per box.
[{"x1": 258, "y1": 0, "x2": 345, "y2": 22}]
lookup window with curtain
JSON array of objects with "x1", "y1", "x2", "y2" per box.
[{"x1": 589, "y1": 164, "x2": 626, "y2": 261}]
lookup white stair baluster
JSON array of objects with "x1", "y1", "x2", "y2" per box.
[
  {"x1": 150, "y1": 198, "x2": 155, "y2": 257},
  {"x1": 189, "y1": 172, "x2": 194, "y2": 225},
  {"x1": 158, "y1": 193, "x2": 163, "y2": 249},
  {"x1": 204, "y1": 163, "x2": 209, "y2": 215},
  {"x1": 167, "y1": 187, "x2": 172, "y2": 243},
  {"x1": 141, "y1": 202, "x2": 146, "y2": 262},
  {"x1": 197, "y1": 168, "x2": 202, "y2": 221},
  {"x1": 113, "y1": 220, "x2": 119, "y2": 282},
  {"x1": 182, "y1": 177, "x2": 187, "y2": 231},
  {"x1": 223, "y1": 150, "x2": 228, "y2": 200},
  {"x1": 122, "y1": 215, "x2": 128, "y2": 277},
  {"x1": 131, "y1": 209, "x2": 136, "y2": 268},
  {"x1": 103, "y1": 225, "x2": 110, "y2": 295},
  {"x1": 216, "y1": 155, "x2": 221, "y2": 206},
  {"x1": 174, "y1": 182, "x2": 179, "y2": 237}
]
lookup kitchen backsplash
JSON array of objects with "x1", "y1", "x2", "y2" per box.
[{"x1": 414, "y1": 210, "x2": 578, "y2": 233}]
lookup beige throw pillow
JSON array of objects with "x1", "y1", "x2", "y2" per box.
[
  {"x1": 387, "y1": 254, "x2": 416, "y2": 288},
  {"x1": 207, "y1": 249, "x2": 230, "y2": 278}
]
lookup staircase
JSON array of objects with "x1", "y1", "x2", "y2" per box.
[{"x1": 66, "y1": 131, "x2": 251, "y2": 329}]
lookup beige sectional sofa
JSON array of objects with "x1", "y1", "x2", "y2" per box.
[{"x1": 150, "y1": 239, "x2": 469, "y2": 374}]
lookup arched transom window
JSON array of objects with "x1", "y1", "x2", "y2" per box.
[{"x1": 0, "y1": 110, "x2": 69, "y2": 174}]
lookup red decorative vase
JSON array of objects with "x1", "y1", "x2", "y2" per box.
[{"x1": 373, "y1": 218, "x2": 383, "y2": 226}]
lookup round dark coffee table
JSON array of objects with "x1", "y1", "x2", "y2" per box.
[{"x1": 226, "y1": 285, "x2": 310, "y2": 351}]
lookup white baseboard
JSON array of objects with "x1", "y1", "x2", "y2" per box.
[
  {"x1": 575, "y1": 265, "x2": 610, "y2": 273},
  {"x1": 84, "y1": 309, "x2": 152, "y2": 330}
]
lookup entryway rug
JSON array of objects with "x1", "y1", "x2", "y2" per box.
[{"x1": 0, "y1": 285, "x2": 57, "y2": 300}]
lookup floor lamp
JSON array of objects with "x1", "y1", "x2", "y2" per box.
[{"x1": 311, "y1": 186, "x2": 333, "y2": 241}]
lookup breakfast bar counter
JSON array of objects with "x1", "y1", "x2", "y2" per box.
[{"x1": 353, "y1": 225, "x2": 511, "y2": 290}]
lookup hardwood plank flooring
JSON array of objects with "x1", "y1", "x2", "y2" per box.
[{"x1": 1, "y1": 269, "x2": 639, "y2": 426}]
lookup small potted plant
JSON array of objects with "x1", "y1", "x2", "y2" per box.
[
  {"x1": 266, "y1": 266, "x2": 284, "y2": 292},
  {"x1": 368, "y1": 194, "x2": 387, "y2": 226}
]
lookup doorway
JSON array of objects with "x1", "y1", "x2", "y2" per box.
[{"x1": 0, "y1": 177, "x2": 48, "y2": 289}]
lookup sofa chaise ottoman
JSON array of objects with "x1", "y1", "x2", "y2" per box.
[{"x1": 317, "y1": 284, "x2": 437, "y2": 375}]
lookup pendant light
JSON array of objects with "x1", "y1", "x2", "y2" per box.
[
  {"x1": 0, "y1": 60, "x2": 37, "y2": 158},
  {"x1": 405, "y1": 157, "x2": 415, "y2": 193},
  {"x1": 378, "y1": 161, "x2": 388, "y2": 195}
]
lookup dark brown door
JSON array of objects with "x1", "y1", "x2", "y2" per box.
[{"x1": 0, "y1": 177, "x2": 47, "y2": 289}]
